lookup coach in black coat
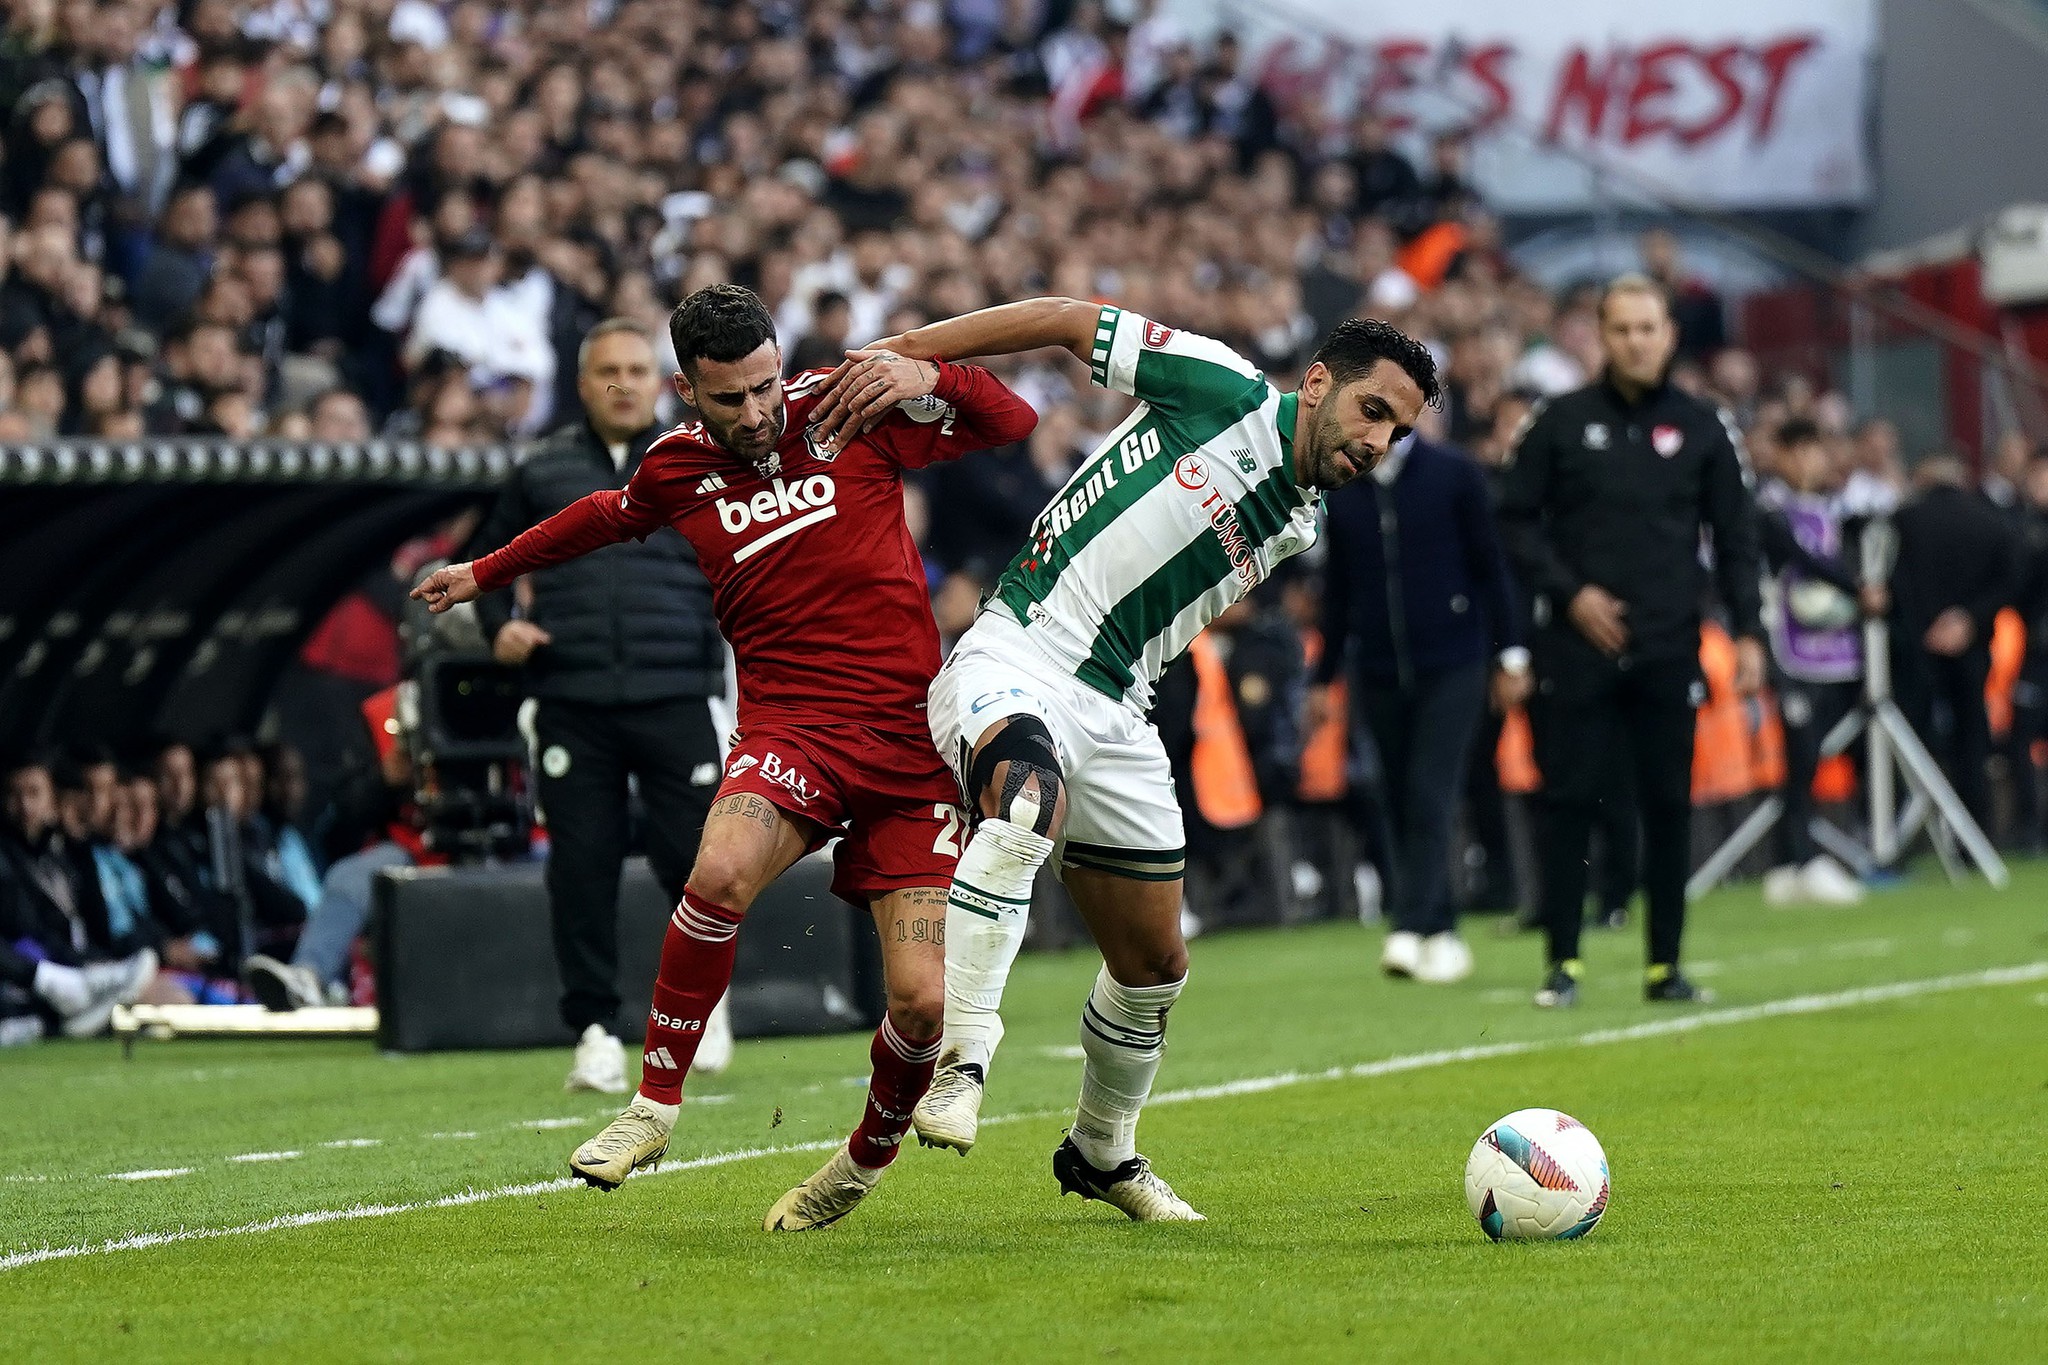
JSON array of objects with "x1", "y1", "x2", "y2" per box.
[
  {"x1": 1496, "y1": 276, "x2": 1764, "y2": 1007},
  {"x1": 1889, "y1": 456, "x2": 2024, "y2": 829},
  {"x1": 1313, "y1": 434, "x2": 1524, "y2": 980},
  {"x1": 468, "y1": 319, "x2": 727, "y2": 1085}
]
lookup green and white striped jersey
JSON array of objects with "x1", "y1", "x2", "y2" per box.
[{"x1": 987, "y1": 305, "x2": 1320, "y2": 710}]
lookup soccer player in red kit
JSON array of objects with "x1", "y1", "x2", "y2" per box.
[{"x1": 413, "y1": 285, "x2": 1037, "y2": 1229}]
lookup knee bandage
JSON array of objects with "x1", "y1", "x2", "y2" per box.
[{"x1": 967, "y1": 715, "x2": 1062, "y2": 836}]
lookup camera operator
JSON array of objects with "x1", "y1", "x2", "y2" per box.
[
  {"x1": 467, "y1": 318, "x2": 728, "y2": 1093},
  {"x1": 1756, "y1": 419, "x2": 1883, "y2": 905},
  {"x1": 1497, "y1": 274, "x2": 1765, "y2": 1009}
]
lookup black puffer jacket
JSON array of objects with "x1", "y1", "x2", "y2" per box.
[{"x1": 470, "y1": 420, "x2": 725, "y2": 705}]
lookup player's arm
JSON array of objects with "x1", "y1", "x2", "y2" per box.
[
  {"x1": 810, "y1": 298, "x2": 1098, "y2": 443},
  {"x1": 858, "y1": 362, "x2": 1041, "y2": 469},
  {"x1": 412, "y1": 477, "x2": 667, "y2": 613}
]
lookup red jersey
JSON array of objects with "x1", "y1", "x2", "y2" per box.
[{"x1": 474, "y1": 362, "x2": 1037, "y2": 735}]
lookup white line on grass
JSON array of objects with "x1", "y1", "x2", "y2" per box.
[
  {"x1": 319, "y1": 1139, "x2": 382, "y2": 1149},
  {"x1": 102, "y1": 1169, "x2": 193, "y2": 1182},
  {"x1": 225, "y1": 1151, "x2": 302, "y2": 1164},
  {"x1": 9, "y1": 960, "x2": 2045, "y2": 1275}
]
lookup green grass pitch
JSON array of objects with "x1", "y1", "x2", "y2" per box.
[{"x1": 4, "y1": 866, "x2": 2045, "y2": 1363}]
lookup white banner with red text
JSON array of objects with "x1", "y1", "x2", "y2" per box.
[{"x1": 1196, "y1": 0, "x2": 1876, "y2": 210}]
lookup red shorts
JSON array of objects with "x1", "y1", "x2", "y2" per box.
[{"x1": 718, "y1": 721, "x2": 966, "y2": 904}]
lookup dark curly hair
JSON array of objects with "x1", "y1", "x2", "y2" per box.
[
  {"x1": 668, "y1": 283, "x2": 777, "y2": 372},
  {"x1": 1310, "y1": 318, "x2": 1443, "y2": 409}
]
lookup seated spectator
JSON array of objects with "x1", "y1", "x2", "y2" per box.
[
  {"x1": 130, "y1": 181, "x2": 217, "y2": 333},
  {"x1": 0, "y1": 752, "x2": 157, "y2": 1039},
  {"x1": 247, "y1": 688, "x2": 436, "y2": 1010}
]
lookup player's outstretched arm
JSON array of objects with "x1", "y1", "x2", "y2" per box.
[
  {"x1": 411, "y1": 489, "x2": 653, "y2": 613},
  {"x1": 811, "y1": 297, "x2": 1099, "y2": 440}
]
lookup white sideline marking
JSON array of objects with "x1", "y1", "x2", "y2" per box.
[
  {"x1": 320, "y1": 1139, "x2": 382, "y2": 1149},
  {"x1": 226, "y1": 1151, "x2": 302, "y2": 1164},
  {"x1": 523, "y1": 1118, "x2": 590, "y2": 1130},
  {"x1": 9, "y1": 961, "x2": 2044, "y2": 1275},
  {"x1": 428, "y1": 1131, "x2": 479, "y2": 1140}
]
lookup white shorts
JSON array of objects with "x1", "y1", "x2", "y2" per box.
[{"x1": 928, "y1": 612, "x2": 1185, "y2": 882}]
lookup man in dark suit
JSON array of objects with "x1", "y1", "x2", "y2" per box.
[
  {"x1": 1890, "y1": 454, "x2": 2025, "y2": 830},
  {"x1": 1312, "y1": 431, "x2": 1526, "y2": 984}
]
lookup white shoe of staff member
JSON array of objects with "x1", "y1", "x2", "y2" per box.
[
  {"x1": 565, "y1": 1023, "x2": 629, "y2": 1094},
  {"x1": 1797, "y1": 855, "x2": 1864, "y2": 905},
  {"x1": 1413, "y1": 933, "x2": 1474, "y2": 985},
  {"x1": 1380, "y1": 930, "x2": 1424, "y2": 978},
  {"x1": 690, "y1": 992, "x2": 735, "y2": 1076}
]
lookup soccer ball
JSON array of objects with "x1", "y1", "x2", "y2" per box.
[{"x1": 1464, "y1": 1108, "x2": 1609, "y2": 1241}]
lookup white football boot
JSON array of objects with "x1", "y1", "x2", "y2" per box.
[
  {"x1": 911, "y1": 1050, "x2": 985, "y2": 1154},
  {"x1": 763, "y1": 1146, "x2": 883, "y2": 1231},
  {"x1": 569, "y1": 1098, "x2": 672, "y2": 1190},
  {"x1": 1053, "y1": 1137, "x2": 1204, "y2": 1222}
]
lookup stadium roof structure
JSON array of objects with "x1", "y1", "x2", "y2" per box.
[{"x1": 0, "y1": 440, "x2": 516, "y2": 755}]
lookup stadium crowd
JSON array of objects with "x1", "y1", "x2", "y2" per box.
[{"x1": 7, "y1": 0, "x2": 2048, "y2": 1041}]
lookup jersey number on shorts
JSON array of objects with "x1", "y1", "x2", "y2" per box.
[{"x1": 930, "y1": 804, "x2": 967, "y2": 857}]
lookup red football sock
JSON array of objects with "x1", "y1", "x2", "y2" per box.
[
  {"x1": 847, "y1": 1012, "x2": 941, "y2": 1170},
  {"x1": 637, "y1": 888, "x2": 745, "y2": 1105}
]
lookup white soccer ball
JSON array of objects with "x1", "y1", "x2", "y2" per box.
[{"x1": 1464, "y1": 1107, "x2": 1610, "y2": 1241}]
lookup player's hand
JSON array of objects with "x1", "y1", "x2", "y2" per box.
[
  {"x1": 492, "y1": 619, "x2": 552, "y2": 666},
  {"x1": 1567, "y1": 585, "x2": 1629, "y2": 656},
  {"x1": 1303, "y1": 683, "x2": 1336, "y2": 733},
  {"x1": 411, "y1": 561, "x2": 480, "y2": 614},
  {"x1": 1923, "y1": 607, "x2": 1974, "y2": 657},
  {"x1": 1733, "y1": 637, "x2": 1766, "y2": 697},
  {"x1": 810, "y1": 349, "x2": 939, "y2": 448},
  {"x1": 1491, "y1": 666, "x2": 1533, "y2": 713}
]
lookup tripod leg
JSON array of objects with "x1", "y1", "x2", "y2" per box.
[
  {"x1": 1685, "y1": 797, "x2": 1784, "y2": 902},
  {"x1": 1874, "y1": 701, "x2": 2010, "y2": 887}
]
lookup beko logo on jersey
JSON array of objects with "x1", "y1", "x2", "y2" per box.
[{"x1": 717, "y1": 474, "x2": 837, "y2": 561}]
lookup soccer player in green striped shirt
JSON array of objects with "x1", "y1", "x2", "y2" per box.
[{"x1": 812, "y1": 299, "x2": 1439, "y2": 1220}]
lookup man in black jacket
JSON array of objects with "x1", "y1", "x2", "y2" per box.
[
  {"x1": 1497, "y1": 275, "x2": 1765, "y2": 1009},
  {"x1": 468, "y1": 318, "x2": 728, "y2": 1093},
  {"x1": 1890, "y1": 454, "x2": 2024, "y2": 831},
  {"x1": 1312, "y1": 432, "x2": 1526, "y2": 984}
]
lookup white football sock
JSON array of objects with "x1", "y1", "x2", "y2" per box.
[
  {"x1": 629, "y1": 1095, "x2": 680, "y2": 1125},
  {"x1": 941, "y1": 817, "x2": 1053, "y2": 1073},
  {"x1": 1071, "y1": 966, "x2": 1185, "y2": 1171}
]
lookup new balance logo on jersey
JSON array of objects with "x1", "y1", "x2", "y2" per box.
[
  {"x1": 643, "y1": 1047, "x2": 680, "y2": 1070},
  {"x1": 717, "y1": 474, "x2": 838, "y2": 562},
  {"x1": 694, "y1": 473, "x2": 728, "y2": 494}
]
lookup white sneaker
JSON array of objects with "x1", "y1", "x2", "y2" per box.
[
  {"x1": 31, "y1": 961, "x2": 91, "y2": 1017},
  {"x1": 62, "y1": 949, "x2": 157, "y2": 1038},
  {"x1": 1762, "y1": 865, "x2": 1802, "y2": 906},
  {"x1": 1414, "y1": 933, "x2": 1474, "y2": 984},
  {"x1": 763, "y1": 1145, "x2": 883, "y2": 1231},
  {"x1": 690, "y1": 992, "x2": 734, "y2": 1076},
  {"x1": 244, "y1": 955, "x2": 323, "y2": 1012},
  {"x1": 568, "y1": 1098, "x2": 672, "y2": 1190},
  {"x1": 565, "y1": 1023, "x2": 628, "y2": 1094},
  {"x1": 1798, "y1": 856, "x2": 1864, "y2": 905},
  {"x1": 1380, "y1": 930, "x2": 1424, "y2": 978},
  {"x1": 911, "y1": 1051, "x2": 985, "y2": 1154}
]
